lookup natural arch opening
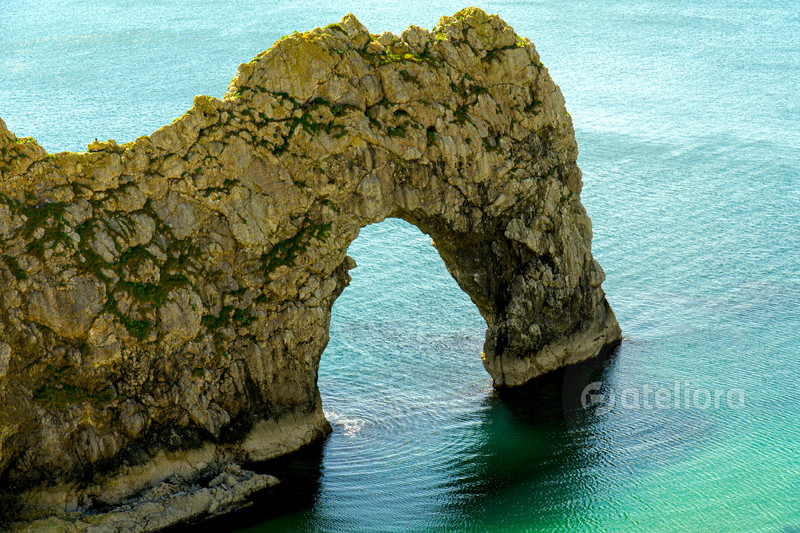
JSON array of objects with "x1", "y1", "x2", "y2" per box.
[
  {"x1": 315, "y1": 217, "x2": 490, "y2": 526},
  {"x1": 320, "y1": 217, "x2": 488, "y2": 412}
]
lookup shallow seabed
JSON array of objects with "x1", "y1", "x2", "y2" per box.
[{"x1": 2, "y1": 0, "x2": 799, "y2": 531}]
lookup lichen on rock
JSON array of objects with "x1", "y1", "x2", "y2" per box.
[{"x1": 0, "y1": 7, "x2": 621, "y2": 526}]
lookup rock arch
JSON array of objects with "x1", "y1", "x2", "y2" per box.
[{"x1": 0, "y1": 8, "x2": 619, "y2": 518}]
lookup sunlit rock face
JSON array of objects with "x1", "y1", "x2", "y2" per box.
[{"x1": 0, "y1": 7, "x2": 619, "y2": 521}]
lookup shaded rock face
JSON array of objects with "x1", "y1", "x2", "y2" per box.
[{"x1": 0, "y1": 7, "x2": 621, "y2": 519}]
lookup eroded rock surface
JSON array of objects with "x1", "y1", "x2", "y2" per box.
[
  {"x1": 13, "y1": 464, "x2": 278, "y2": 532},
  {"x1": 0, "y1": 7, "x2": 621, "y2": 525}
]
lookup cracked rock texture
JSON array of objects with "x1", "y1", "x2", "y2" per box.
[{"x1": 0, "y1": 7, "x2": 620, "y2": 525}]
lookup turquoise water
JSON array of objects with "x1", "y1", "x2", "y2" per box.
[{"x1": 2, "y1": 1, "x2": 799, "y2": 531}]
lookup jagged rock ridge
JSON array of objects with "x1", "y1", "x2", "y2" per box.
[{"x1": 0, "y1": 7, "x2": 621, "y2": 526}]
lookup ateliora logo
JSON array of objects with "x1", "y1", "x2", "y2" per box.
[{"x1": 580, "y1": 380, "x2": 746, "y2": 415}]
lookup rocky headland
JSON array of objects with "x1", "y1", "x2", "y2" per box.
[{"x1": 0, "y1": 8, "x2": 621, "y2": 530}]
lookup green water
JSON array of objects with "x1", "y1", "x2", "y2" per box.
[{"x1": 1, "y1": 0, "x2": 798, "y2": 530}]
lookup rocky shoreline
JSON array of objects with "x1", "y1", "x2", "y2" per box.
[{"x1": 14, "y1": 464, "x2": 278, "y2": 533}]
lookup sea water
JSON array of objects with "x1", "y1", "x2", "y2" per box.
[{"x1": 1, "y1": 0, "x2": 798, "y2": 531}]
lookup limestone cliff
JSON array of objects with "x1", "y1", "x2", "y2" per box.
[{"x1": 0, "y1": 8, "x2": 620, "y2": 525}]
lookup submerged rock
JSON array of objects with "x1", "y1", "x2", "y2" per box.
[{"x1": 0, "y1": 7, "x2": 620, "y2": 527}]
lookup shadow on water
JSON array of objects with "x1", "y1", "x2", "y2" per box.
[
  {"x1": 428, "y1": 346, "x2": 622, "y2": 530},
  {"x1": 431, "y1": 341, "x2": 716, "y2": 531}
]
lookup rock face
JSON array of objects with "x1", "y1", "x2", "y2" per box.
[
  {"x1": 15, "y1": 465, "x2": 278, "y2": 532},
  {"x1": 0, "y1": 7, "x2": 621, "y2": 523}
]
